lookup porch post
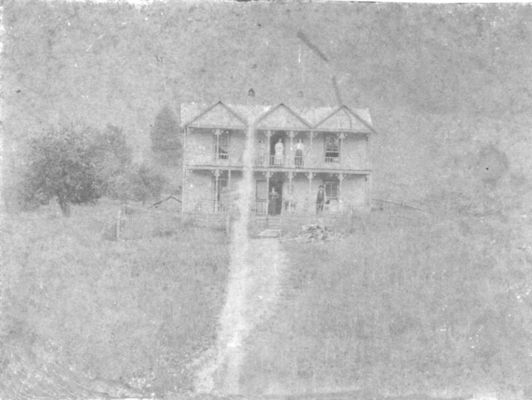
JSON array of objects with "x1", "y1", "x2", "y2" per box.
[
  {"x1": 289, "y1": 131, "x2": 295, "y2": 167},
  {"x1": 339, "y1": 133, "x2": 345, "y2": 165},
  {"x1": 228, "y1": 169, "x2": 232, "y2": 212},
  {"x1": 266, "y1": 130, "x2": 272, "y2": 166},
  {"x1": 307, "y1": 172, "x2": 314, "y2": 211},
  {"x1": 338, "y1": 173, "x2": 344, "y2": 210},
  {"x1": 213, "y1": 169, "x2": 220, "y2": 212},
  {"x1": 265, "y1": 171, "x2": 271, "y2": 216},
  {"x1": 309, "y1": 131, "x2": 314, "y2": 167},
  {"x1": 287, "y1": 171, "x2": 294, "y2": 212},
  {"x1": 214, "y1": 128, "x2": 221, "y2": 162}
]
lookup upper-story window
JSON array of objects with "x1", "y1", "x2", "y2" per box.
[
  {"x1": 324, "y1": 134, "x2": 340, "y2": 163},
  {"x1": 214, "y1": 130, "x2": 230, "y2": 160}
]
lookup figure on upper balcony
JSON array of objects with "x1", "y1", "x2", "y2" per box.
[
  {"x1": 294, "y1": 138, "x2": 304, "y2": 167},
  {"x1": 274, "y1": 138, "x2": 284, "y2": 166}
]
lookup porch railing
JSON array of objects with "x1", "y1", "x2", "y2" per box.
[
  {"x1": 192, "y1": 198, "x2": 270, "y2": 215},
  {"x1": 270, "y1": 155, "x2": 285, "y2": 167},
  {"x1": 325, "y1": 156, "x2": 340, "y2": 164},
  {"x1": 254, "y1": 199, "x2": 268, "y2": 215},
  {"x1": 188, "y1": 154, "x2": 367, "y2": 170}
]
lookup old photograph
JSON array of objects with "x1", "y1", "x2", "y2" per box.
[{"x1": 1, "y1": 1, "x2": 532, "y2": 399}]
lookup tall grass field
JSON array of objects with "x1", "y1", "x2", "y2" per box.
[{"x1": 1, "y1": 202, "x2": 531, "y2": 398}]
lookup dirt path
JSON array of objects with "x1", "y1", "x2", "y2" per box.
[{"x1": 195, "y1": 237, "x2": 289, "y2": 395}]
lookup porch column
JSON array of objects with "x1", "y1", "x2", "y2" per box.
[
  {"x1": 266, "y1": 130, "x2": 272, "y2": 166},
  {"x1": 213, "y1": 169, "x2": 220, "y2": 212},
  {"x1": 214, "y1": 128, "x2": 221, "y2": 162},
  {"x1": 309, "y1": 131, "x2": 314, "y2": 167},
  {"x1": 287, "y1": 171, "x2": 294, "y2": 212},
  {"x1": 265, "y1": 171, "x2": 271, "y2": 216},
  {"x1": 289, "y1": 131, "x2": 295, "y2": 167},
  {"x1": 339, "y1": 133, "x2": 345, "y2": 164},
  {"x1": 307, "y1": 172, "x2": 314, "y2": 211},
  {"x1": 228, "y1": 169, "x2": 232, "y2": 211},
  {"x1": 338, "y1": 173, "x2": 344, "y2": 210}
]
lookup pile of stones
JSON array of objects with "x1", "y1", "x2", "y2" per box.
[{"x1": 295, "y1": 224, "x2": 340, "y2": 242}]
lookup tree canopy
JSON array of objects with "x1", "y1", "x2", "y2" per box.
[{"x1": 150, "y1": 106, "x2": 181, "y2": 167}]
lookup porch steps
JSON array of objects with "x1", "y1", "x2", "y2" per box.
[
  {"x1": 257, "y1": 228, "x2": 281, "y2": 238},
  {"x1": 267, "y1": 217, "x2": 282, "y2": 229},
  {"x1": 255, "y1": 216, "x2": 282, "y2": 238}
]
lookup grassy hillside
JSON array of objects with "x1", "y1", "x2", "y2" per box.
[
  {"x1": 0, "y1": 201, "x2": 230, "y2": 397},
  {"x1": 1, "y1": 202, "x2": 531, "y2": 397},
  {"x1": 242, "y1": 211, "x2": 532, "y2": 396}
]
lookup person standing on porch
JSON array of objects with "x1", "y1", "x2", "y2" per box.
[
  {"x1": 295, "y1": 138, "x2": 304, "y2": 167},
  {"x1": 274, "y1": 139, "x2": 284, "y2": 166},
  {"x1": 316, "y1": 185, "x2": 325, "y2": 214}
]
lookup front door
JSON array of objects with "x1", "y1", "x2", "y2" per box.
[{"x1": 268, "y1": 178, "x2": 283, "y2": 215}]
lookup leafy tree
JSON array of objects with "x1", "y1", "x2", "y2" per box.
[
  {"x1": 129, "y1": 164, "x2": 166, "y2": 204},
  {"x1": 22, "y1": 126, "x2": 105, "y2": 216},
  {"x1": 90, "y1": 124, "x2": 133, "y2": 194},
  {"x1": 150, "y1": 106, "x2": 181, "y2": 166},
  {"x1": 107, "y1": 164, "x2": 166, "y2": 205},
  {"x1": 21, "y1": 125, "x2": 134, "y2": 216}
]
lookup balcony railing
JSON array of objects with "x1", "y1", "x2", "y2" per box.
[
  {"x1": 254, "y1": 199, "x2": 268, "y2": 215},
  {"x1": 190, "y1": 198, "x2": 275, "y2": 216},
  {"x1": 324, "y1": 156, "x2": 340, "y2": 164},
  {"x1": 270, "y1": 155, "x2": 285, "y2": 167},
  {"x1": 188, "y1": 154, "x2": 367, "y2": 170}
]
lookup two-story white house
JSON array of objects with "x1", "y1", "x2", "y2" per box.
[{"x1": 180, "y1": 101, "x2": 375, "y2": 216}]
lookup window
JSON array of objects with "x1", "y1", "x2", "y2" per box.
[
  {"x1": 324, "y1": 180, "x2": 338, "y2": 201},
  {"x1": 214, "y1": 130, "x2": 230, "y2": 160},
  {"x1": 324, "y1": 134, "x2": 340, "y2": 163}
]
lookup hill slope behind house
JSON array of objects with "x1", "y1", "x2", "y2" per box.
[
  {"x1": 0, "y1": 201, "x2": 230, "y2": 397},
  {"x1": 3, "y1": 2, "x2": 532, "y2": 205}
]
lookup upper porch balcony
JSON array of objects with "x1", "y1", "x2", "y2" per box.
[
  {"x1": 182, "y1": 101, "x2": 375, "y2": 173},
  {"x1": 185, "y1": 150, "x2": 370, "y2": 173}
]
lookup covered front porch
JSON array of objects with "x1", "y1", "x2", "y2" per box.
[
  {"x1": 253, "y1": 171, "x2": 368, "y2": 216},
  {"x1": 184, "y1": 167, "x2": 369, "y2": 215}
]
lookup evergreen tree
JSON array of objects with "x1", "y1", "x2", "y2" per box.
[{"x1": 150, "y1": 106, "x2": 181, "y2": 166}]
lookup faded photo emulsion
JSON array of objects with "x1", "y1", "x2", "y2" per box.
[{"x1": 1, "y1": 2, "x2": 532, "y2": 400}]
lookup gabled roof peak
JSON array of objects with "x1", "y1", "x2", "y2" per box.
[{"x1": 180, "y1": 101, "x2": 375, "y2": 133}]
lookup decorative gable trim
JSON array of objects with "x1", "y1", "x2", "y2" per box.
[
  {"x1": 255, "y1": 103, "x2": 312, "y2": 130},
  {"x1": 184, "y1": 101, "x2": 247, "y2": 128},
  {"x1": 314, "y1": 105, "x2": 377, "y2": 134}
]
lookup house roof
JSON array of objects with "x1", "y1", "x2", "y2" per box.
[
  {"x1": 255, "y1": 103, "x2": 312, "y2": 130},
  {"x1": 313, "y1": 105, "x2": 376, "y2": 133},
  {"x1": 180, "y1": 101, "x2": 374, "y2": 133},
  {"x1": 183, "y1": 101, "x2": 247, "y2": 129}
]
